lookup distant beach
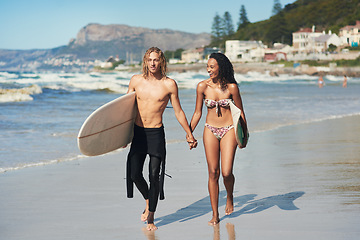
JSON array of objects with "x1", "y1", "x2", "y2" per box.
[{"x1": 110, "y1": 62, "x2": 360, "y2": 78}]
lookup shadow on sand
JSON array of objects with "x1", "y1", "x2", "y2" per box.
[{"x1": 155, "y1": 191, "x2": 305, "y2": 227}]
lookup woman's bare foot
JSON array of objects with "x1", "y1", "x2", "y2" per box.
[
  {"x1": 225, "y1": 195, "x2": 234, "y2": 215},
  {"x1": 208, "y1": 216, "x2": 220, "y2": 225},
  {"x1": 146, "y1": 212, "x2": 158, "y2": 231}
]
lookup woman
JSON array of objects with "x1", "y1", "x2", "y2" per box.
[{"x1": 190, "y1": 53, "x2": 247, "y2": 225}]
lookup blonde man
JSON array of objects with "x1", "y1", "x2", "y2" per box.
[{"x1": 126, "y1": 47, "x2": 197, "y2": 231}]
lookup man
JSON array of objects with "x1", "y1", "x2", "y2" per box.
[{"x1": 126, "y1": 47, "x2": 197, "y2": 231}]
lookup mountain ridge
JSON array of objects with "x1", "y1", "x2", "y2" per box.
[{"x1": 0, "y1": 23, "x2": 211, "y2": 71}]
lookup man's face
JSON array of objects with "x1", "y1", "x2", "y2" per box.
[{"x1": 147, "y1": 52, "x2": 161, "y2": 74}]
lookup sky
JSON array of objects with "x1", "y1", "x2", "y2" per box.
[{"x1": 0, "y1": 0, "x2": 296, "y2": 50}]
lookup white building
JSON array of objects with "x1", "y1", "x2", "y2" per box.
[
  {"x1": 225, "y1": 40, "x2": 266, "y2": 62},
  {"x1": 339, "y1": 20, "x2": 360, "y2": 47},
  {"x1": 181, "y1": 48, "x2": 204, "y2": 63},
  {"x1": 292, "y1": 26, "x2": 322, "y2": 53},
  {"x1": 313, "y1": 34, "x2": 342, "y2": 52},
  {"x1": 293, "y1": 25, "x2": 342, "y2": 53}
]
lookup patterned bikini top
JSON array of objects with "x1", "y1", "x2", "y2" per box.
[{"x1": 204, "y1": 99, "x2": 232, "y2": 116}]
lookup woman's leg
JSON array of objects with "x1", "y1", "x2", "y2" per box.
[
  {"x1": 203, "y1": 127, "x2": 221, "y2": 225},
  {"x1": 220, "y1": 128, "x2": 237, "y2": 215}
]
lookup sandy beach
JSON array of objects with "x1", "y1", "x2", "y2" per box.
[{"x1": 1, "y1": 115, "x2": 359, "y2": 240}]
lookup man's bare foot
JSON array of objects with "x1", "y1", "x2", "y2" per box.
[
  {"x1": 208, "y1": 216, "x2": 220, "y2": 225},
  {"x1": 141, "y1": 209, "x2": 149, "y2": 222},
  {"x1": 141, "y1": 200, "x2": 150, "y2": 222},
  {"x1": 225, "y1": 195, "x2": 234, "y2": 215},
  {"x1": 146, "y1": 211, "x2": 158, "y2": 231},
  {"x1": 147, "y1": 223, "x2": 158, "y2": 231}
]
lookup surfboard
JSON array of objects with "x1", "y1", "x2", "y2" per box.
[
  {"x1": 77, "y1": 92, "x2": 137, "y2": 156},
  {"x1": 229, "y1": 101, "x2": 249, "y2": 148}
]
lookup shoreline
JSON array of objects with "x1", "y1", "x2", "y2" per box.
[
  {"x1": 94, "y1": 62, "x2": 360, "y2": 77},
  {"x1": 1, "y1": 113, "x2": 359, "y2": 175},
  {"x1": 169, "y1": 62, "x2": 360, "y2": 77}
]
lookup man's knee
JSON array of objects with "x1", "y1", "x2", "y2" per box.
[
  {"x1": 149, "y1": 171, "x2": 160, "y2": 183},
  {"x1": 131, "y1": 171, "x2": 144, "y2": 183}
]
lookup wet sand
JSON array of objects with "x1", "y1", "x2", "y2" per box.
[{"x1": 1, "y1": 115, "x2": 359, "y2": 239}]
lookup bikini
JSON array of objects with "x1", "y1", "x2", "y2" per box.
[{"x1": 204, "y1": 99, "x2": 234, "y2": 140}]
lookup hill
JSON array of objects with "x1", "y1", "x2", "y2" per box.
[
  {"x1": 213, "y1": 0, "x2": 360, "y2": 47},
  {"x1": 0, "y1": 24, "x2": 211, "y2": 71},
  {"x1": 60, "y1": 23, "x2": 211, "y2": 61}
]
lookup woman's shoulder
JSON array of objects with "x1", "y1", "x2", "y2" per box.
[
  {"x1": 197, "y1": 79, "x2": 211, "y2": 89},
  {"x1": 227, "y1": 82, "x2": 239, "y2": 89}
]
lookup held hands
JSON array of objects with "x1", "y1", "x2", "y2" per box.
[{"x1": 186, "y1": 134, "x2": 198, "y2": 150}]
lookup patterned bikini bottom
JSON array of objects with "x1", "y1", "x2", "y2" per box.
[{"x1": 205, "y1": 123, "x2": 234, "y2": 140}]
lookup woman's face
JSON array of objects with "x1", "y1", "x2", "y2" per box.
[{"x1": 207, "y1": 58, "x2": 220, "y2": 80}]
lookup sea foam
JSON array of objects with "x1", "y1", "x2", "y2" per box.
[{"x1": 0, "y1": 85, "x2": 42, "y2": 102}]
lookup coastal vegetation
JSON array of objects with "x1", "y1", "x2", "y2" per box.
[{"x1": 209, "y1": 0, "x2": 360, "y2": 47}]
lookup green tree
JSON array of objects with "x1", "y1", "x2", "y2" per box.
[
  {"x1": 211, "y1": 13, "x2": 224, "y2": 41},
  {"x1": 265, "y1": 12, "x2": 289, "y2": 44},
  {"x1": 223, "y1": 11, "x2": 234, "y2": 36},
  {"x1": 238, "y1": 5, "x2": 250, "y2": 29},
  {"x1": 272, "y1": 0, "x2": 282, "y2": 16},
  {"x1": 328, "y1": 44, "x2": 337, "y2": 53},
  {"x1": 164, "y1": 48, "x2": 184, "y2": 61}
]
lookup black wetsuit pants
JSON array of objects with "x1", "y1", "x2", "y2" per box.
[
  {"x1": 129, "y1": 152, "x2": 161, "y2": 212},
  {"x1": 126, "y1": 125, "x2": 166, "y2": 213}
]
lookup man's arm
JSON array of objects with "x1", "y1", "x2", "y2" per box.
[
  {"x1": 168, "y1": 79, "x2": 197, "y2": 148},
  {"x1": 127, "y1": 75, "x2": 138, "y2": 93}
]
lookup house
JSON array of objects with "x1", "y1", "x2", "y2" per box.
[
  {"x1": 264, "y1": 43, "x2": 292, "y2": 62},
  {"x1": 181, "y1": 47, "x2": 221, "y2": 63},
  {"x1": 292, "y1": 26, "x2": 342, "y2": 53},
  {"x1": 181, "y1": 48, "x2": 204, "y2": 63},
  {"x1": 339, "y1": 20, "x2": 360, "y2": 47},
  {"x1": 225, "y1": 40, "x2": 266, "y2": 62},
  {"x1": 203, "y1": 47, "x2": 222, "y2": 59},
  {"x1": 313, "y1": 34, "x2": 342, "y2": 52},
  {"x1": 292, "y1": 26, "x2": 322, "y2": 53}
]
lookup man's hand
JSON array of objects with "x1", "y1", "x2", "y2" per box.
[{"x1": 186, "y1": 135, "x2": 198, "y2": 150}]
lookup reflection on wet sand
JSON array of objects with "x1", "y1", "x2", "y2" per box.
[
  {"x1": 142, "y1": 227, "x2": 158, "y2": 240},
  {"x1": 212, "y1": 223, "x2": 236, "y2": 240}
]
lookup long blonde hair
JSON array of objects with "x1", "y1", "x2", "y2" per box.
[{"x1": 142, "y1": 47, "x2": 167, "y2": 78}]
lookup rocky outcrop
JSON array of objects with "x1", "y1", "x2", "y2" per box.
[
  {"x1": 66, "y1": 23, "x2": 211, "y2": 61},
  {"x1": 73, "y1": 23, "x2": 210, "y2": 50}
]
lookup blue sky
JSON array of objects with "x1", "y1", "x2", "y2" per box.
[{"x1": 0, "y1": 0, "x2": 296, "y2": 50}]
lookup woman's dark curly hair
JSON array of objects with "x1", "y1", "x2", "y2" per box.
[{"x1": 209, "y1": 53, "x2": 237, "y2": 91}]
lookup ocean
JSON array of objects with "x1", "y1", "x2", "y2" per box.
[{"x1": 1, "y1": 70, "x2": 359, "y2": 173}]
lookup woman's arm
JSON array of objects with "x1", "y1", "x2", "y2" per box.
[
  {"x1": 190, "y1": 81, "x2": 206, "y2": 132},
  {"x1": 229, "y1": 83, "x2": 247, "y2": 124}
]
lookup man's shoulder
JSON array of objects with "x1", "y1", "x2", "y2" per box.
[
  {"x1": 131, "y1": 74, "x2": 144, "y2": 81},
  {"x1": 163, "y1": 76, "x2": 177, "y2": 87}
]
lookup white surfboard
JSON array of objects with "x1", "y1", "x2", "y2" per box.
[
  {"x1": 229, "y1": 101, "x2": 248, "y2": 148},
  {"x1": 77, "y1": 92, "x2": 137, "y2": 156}
]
